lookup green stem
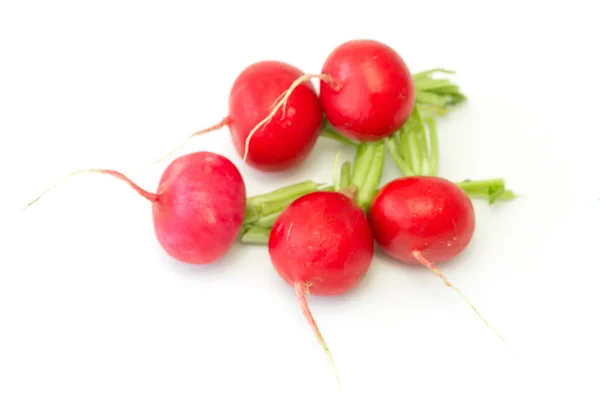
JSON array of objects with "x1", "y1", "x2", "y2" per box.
[
  {"x1": 333, "y1": 151, "x2": 342, "y2": 191},
  {"x1": 425, "y1": 114, "x2": 439, "y2": 176},
  {"x1": 407, "y1": 131, "x2": 422, "y2": 175},
  {"x1": 456, "y1": 178, "x2": 506, "y2": 192},
  {"x1": 386, "y1": 137, "x2": 415, "y2": 177},
  {"x1": 350, "y1": 143, "x2": 377, "y2": 189},
  {"x1": 321, "y1": 122, "x2": 359, "y2": 146},
  {"x1": 412, "y1": 68, "x2": 466, "y2": 113},
  {"x1": 412, "y1": 68, "x2": 455, "y2": 79},
  {"x1": 247, "y1": 180, "x2": 322, "y2": 205},
  {"x1": 244, "y1": 204, "x2": 260, "y2": 224},
  {"x1": 240, "y1": 226, "x2": 270, "y2": 244},
  {"x1": 413, "y1": 106, "x2": 430, "y2": 175},
  {"x1": 414, "y1": 78, "x2": 454, "y2": 91},
  {"x1": 245, "y1": 180, "x2": 328, "y2": 226},
  {"x1": 387, "y1": 105, "x2": 439, "y2": 178},
  {"x1": 398, "y1": 127, "x2": 412, "y2": 172},
  {"x1": 342, "y1": 141, "x2": 386, "y2": 211},
  {"x1": 465, "y1": 189, "x2": 516, "y2": 202},
  {"x1": 355, "y1": 142, "x2": 385, "y2": 211},
  {"x1": 340, "y1": 162, "x2": 351, "y2": 189},
  {"x1": 415, "y1": 90, "x2": 450, "y2": 108},
  {"x1": 254, "y1": 212, "x2": 281, "y2": 228},
  {"x1": 417, "y1": 104, "x2": 449, "y2": 118},
  {"x1": 259, "y1": 196, "x2": 300, "y2": 216},
  {"x1": 456, "y1": 179, "x2": 517, "y2": 204}
]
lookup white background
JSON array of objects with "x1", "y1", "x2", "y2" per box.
[{"x1": 1, "y1": 0, "x2": 599, "y2": 412}]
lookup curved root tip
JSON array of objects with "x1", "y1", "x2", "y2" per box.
[
  {"x1": 22, "y1": 168, "x2": 157, "y2": 210},
  {"x1": 241, "y1": 74, "x2": 336, "y2": 163},
  {"x1": 294, "y1": 281, "x2": 342, "y2": 390},
  {"x1": 22, "y1": 169, "x2": 98, "y2": 211},
  {"x1": 412, "y1": 251, "x2": 513, "y2": 353}
]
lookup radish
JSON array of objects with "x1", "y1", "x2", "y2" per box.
[
  {"x1": 145, "y1": 60, "x2": 324, "y2": 172},
  {"x1": 368, "y1": 175, "x2": 510, "y2": 347},
  {"x1": 319, "y1": 39, "x2": 416, "y2": 141},
  {"x1": 268, "y1": 189, "x2": 375, "y2": 384},
  {"x1": 24, "y1": 151, "x2": 247, "y2": 265}
]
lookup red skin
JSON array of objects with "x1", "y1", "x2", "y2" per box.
[
  {"x1": 152, "y1": 151, "x2": 246, "y2": 264},
  {"x1": 369, "y1": 176, "x2": 475, "y2": 264},
  {"x1": 227, "y1": 61, "x2": 323, "y2": 172},
  {"x1": 268, "y1": 191, "x2": 374, "y2": 296},
  {"x1": 319, "y1": 39, "x2": 415, "y2": 142}
]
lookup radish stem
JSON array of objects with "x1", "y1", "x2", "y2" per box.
[
  {"x1": 333, "y1": 151, "x2": 342, "y2": 191},
  {"x1": 350, "y1": 143, "x2": 375, "y2": 189},
  {"x1": 321, "y1": 121, "x2": 359, "y2": 146},
  {"x1": 456, "y1": 179, "x2": 517, "y2": 204},
  {"x1": 340, "y1": 162, "x2": 351, "y2": 190},
  {"x1": 248, "y1": 180, "x2": 322, "y2": 205},
  {"x1": 240, "y1": 226, "x2": 271, "y2": 244},
  {"x1": 355, "y1": 142, "x2": 385, "y2": 211},
  {"x1": 386, "y1": 135, "x2": 415, "y2": 177},
  {"x1": 243, "y1": 182, "x2": 335, "y2": 233},
  {"x1": 425, "y1": 114, "x2": 440, "y2": 176}
]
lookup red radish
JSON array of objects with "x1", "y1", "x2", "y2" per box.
[
  {"x1": 268, "y1": 189, "x2": 375, "y2": 383},
  {"x1": 146, "y1": 61, "x2": 324, "y2": 172},
  {"x1": 320, "y1": 39, "x2": 416, "y2": 142},
  {"x1": 244, "y1": 39, "x2": 414, "y2": 150},
  {"x1": 369, "y1": 176, "x2": 509, "y2": 347},
  {"x1": 369, "y1": 176, "x2": 475, "y2": 265},
  {"x1": 25, "y1": 151, "x2": 247, "y2": 265}
]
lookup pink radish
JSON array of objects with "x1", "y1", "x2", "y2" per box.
[
  {"x1": 147, "y1": 61, "x2": 324, "y2": 172},
  {"x1": 244, "y1": 39, "x2": 414, "y2": 152},
  {"x1": 369, "y1": 176, "x2": 509, "y2": 347},
  {"x1": 25, "y1": 151, "x2": 247, "y2": 265},
  {"x1": 268, "y1": 189, "x2": 375, "y2": 383}
]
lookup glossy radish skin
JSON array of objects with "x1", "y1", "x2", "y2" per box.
[
  {"x1": 268, "y1": 191, "x2": 374, "y2": 296},
  {"x1": 369, "y1": 176, "x2": 475, "y2": 264},
  {"x1": 319, "y1": 39, "x2": 415, "y2": 142},
  {"x1": 228, "y1": 61, "x2": 323, "y2": 172},
  {"x1": 153, "y1": 151, "x2": 246, "y2": 264}
]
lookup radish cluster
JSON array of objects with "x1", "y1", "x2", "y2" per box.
[{"x1": 25, "y1": 38, "x2": 517, "y2": 387}]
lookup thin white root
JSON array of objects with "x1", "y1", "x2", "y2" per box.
[
  {"x1": 412, "y1": 250, "x2": 514, "y2": 354},
  {"x1": 133, "y1": 117, "x2": 229, "y2": 173},
  {"x1": 22, "y1": 168, "x2": 158, "y2": 210}
]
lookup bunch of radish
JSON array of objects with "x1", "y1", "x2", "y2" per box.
[{"x1": 24, "y1": 38, "x2": 516, "y2": 387}]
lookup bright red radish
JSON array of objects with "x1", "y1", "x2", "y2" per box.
[
  {"x1": 369, "y1": 176, "x2": 475, "y2": 264},
  {"x1": 319, "y1": 39, "x2": 416, "y2": 142},
  {"x1": 369, "y1": 176, "x2": 509, "y2": 348},
  {"x1": 26, "y1": 151, "x2": 247, "y2": 265},
  {"x1": 229, "y1": 61, "x2": 323, "y2": 171},
  {"x1": 147, "y1": 61, "x2": 323, "y2": 173},
  {"x1": 268, "y1": 190, "x2": 374, "y2": 383}
]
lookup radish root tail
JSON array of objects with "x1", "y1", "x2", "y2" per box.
[
  {"x1": 23, "y1": 169, "x2": 158, "y2": 210},
  {"x1": 242, "y1": 74, "x2": 340, "y2": 163},
  {"x1": 294, "y1": 281, "x2": 341, "y2": 389},
  {"x1": 412, "y1": 251, "x2": 512, "y2": 352},
  {"x1": 134, "y1": 117, "x2": 229, "y2": 173}
]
